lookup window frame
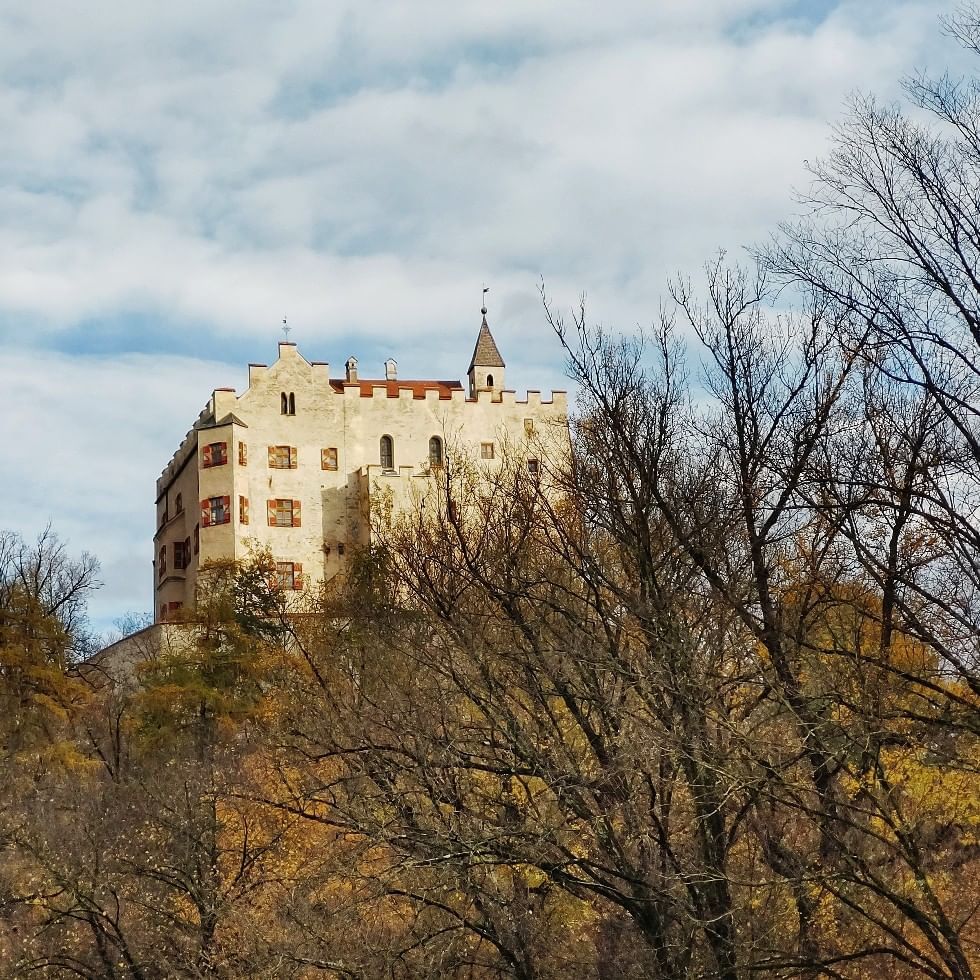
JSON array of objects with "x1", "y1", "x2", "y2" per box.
[
  {"x1": 274, "y1": 561, "x2": 303, "y2": 591},
  {"x1": 269, "y1": 445, "x2": 297, "y2": 469},
  {"x1": 201, "y1": 495, "x2": 230, "y2": 527},
  {"x1": 202, "y1": 441, "x2": 228, "y2": 468},
  {"x1": 274, "y1": 498, "x2": 294, "y2": 527},
  {"x1": 380, "y1": 434, "x2": 394, "y2": 471},
  {"x1": 268, "y1": 498, "x2": 301, "y2": 528},
  {"x1": 429, "y1": 436, "x2": 444, "y2": 468}
]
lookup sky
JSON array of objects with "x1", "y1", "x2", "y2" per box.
[{"x1": 0, "y1": 0, "x2": 965, "y2": 637}]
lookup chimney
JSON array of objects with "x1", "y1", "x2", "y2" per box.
[
  {"x1": 345, "y1": 356, "x2": 358, "y2": 383},
  {"x1": 385, "y1": 358, "x2": 397, "y2": 381}
]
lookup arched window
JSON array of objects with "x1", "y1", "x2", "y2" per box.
[
  {"x1": 280, "y1": 392, "x2": 288, "y2": 414},
  {"x1": 288, "y1": 392, "x2": 296, "y2": 415},
  {"x1": 486, "y1": 373, "x2": 494, "y2": 387},
  {"x1": 175, "y1": 492, "x2": 183, "y2": 514},
  {"x1": 429, "y1": 436, "x2": 444, "y2": 468},
  {"x1": 380, "y1": 435, "x2": 394, "y2": 470}
]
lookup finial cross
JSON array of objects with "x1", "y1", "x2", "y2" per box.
[{"x1": 282, "y1": 316, "x2": 291, "y2": 340}]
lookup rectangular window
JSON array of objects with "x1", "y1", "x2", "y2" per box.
[
  {"x1": 238, "y1": 442, "x2": 248, "y2": 467},
  {"x1": 481, "y1": 442, "x2": 495, "y2": 460},
  {"x1": 173, "y1": 541, "x2": 186, "y2": 570},
  {"x1": 527, "y1": 458, "x2": 540, "y2": 477},
  {"x1": 321, "y1": 447, "x2": 338, "y2": 471},
  {"x1": 268, "y1": 445, "x2": 297, "y2": 469},
  {"x1": 175, "y1": 493, "x2": 183, "y2": 514},
  {"x1": 167, "y1": 601, "x2": 183, "y2": 617},
  {"x1": 274, "y1": 561, "x2": 303, "y2": 590},
  {"x1": 158, "y1": 545, "x2": 167, "y2": 578},
  {"x1": 193, "y1": 524, "x2": 200, "y2": 554},
  {"x1": 200, "y1": 495, "x2": 231, "y2": 527},
  {"x1": 202, "y1": 442, "x2": 228, "y2": 468},
  {"x1": 239, "y1": 495, "x2": 249, "y2": 525},
  {"x1": 184, "y1": 536, "x2": 191, "y2": 566},
  {"x1": 524, "y1": 418, "x2": 534, "y2": 436},
  {"x1": 268, "y1": 498, "x2": 301, "y2": 527}
]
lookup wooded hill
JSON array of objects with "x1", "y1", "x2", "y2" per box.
[{"x1": 3, "y1": 8, "x2": 980, "y2": 978}]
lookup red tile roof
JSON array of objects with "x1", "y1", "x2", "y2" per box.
[{"x1": 329, "y1": 379, "x2": 463, "y2": 399}]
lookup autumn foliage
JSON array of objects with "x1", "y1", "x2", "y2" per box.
[{"x1": 5, "y1": 8, "x2": 980, "y2": 976}]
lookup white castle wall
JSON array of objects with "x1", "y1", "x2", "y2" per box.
[{"x1": 153, "y1": 337, "x2": 569, "y2": 619}]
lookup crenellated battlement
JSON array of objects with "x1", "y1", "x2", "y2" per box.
[{"x1": 152, "y1": 314, "x2": 571, "y2": 624}]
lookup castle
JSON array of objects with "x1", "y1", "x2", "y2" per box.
[{"x1": 153, "y1": 314, "x2": 569, "y2": 620}]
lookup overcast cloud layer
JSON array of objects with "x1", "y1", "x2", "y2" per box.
[{"x1": 0, "y1": 0, "x2": 961, "y2": 634}]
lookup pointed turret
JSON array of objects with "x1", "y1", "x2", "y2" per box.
[{"x1": 467, "y1": 314, "x2": 505, "y2": 398}]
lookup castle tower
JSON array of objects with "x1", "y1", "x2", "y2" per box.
[
  {"x1": 467, "y1": 314, "x2": 506, "y2": 398},
  {"x1": 151, "y1": 322, "x2": 568, "y2": 625}
]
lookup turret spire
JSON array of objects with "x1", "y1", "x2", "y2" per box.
[{"x1": 467, "y1": 301, "x2": 506, "y2": 397}]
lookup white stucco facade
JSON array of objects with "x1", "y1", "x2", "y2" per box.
[{"x1": 153, "y1": 320, "x2": 569, "y2": 620}]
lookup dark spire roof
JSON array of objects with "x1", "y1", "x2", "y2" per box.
[{"x1": 467, "y1": 316, "x2": 505, "y2": 373}]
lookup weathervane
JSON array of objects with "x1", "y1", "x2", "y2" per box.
[
  {"x1": 282, "y1": 316, "x2": 291, "y2": 340},
  {"x1": 481, "y1": 284, "x2": 489, "y2": 316}
]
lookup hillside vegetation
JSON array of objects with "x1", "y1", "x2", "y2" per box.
[{"x1": 3, "y1": 9, "x2": 980, "y2": 977}]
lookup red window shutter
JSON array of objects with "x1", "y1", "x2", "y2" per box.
[
  {"x1": 200, "y1": 500, "x2": 211, "y2": 527},
  {"x1": 240, "y1": 496, "x2": 249, "y2": 525},
  {"x1": 293, "y1": 562, "x2": 303, "y2": 590},
  {"x1": 216, "y1": 442, "x2": 227, "y2": 465},
  {"x1": 221, "y1": 496, "x2": 231, "y2": 524},
  {"x1": 292, "y1": 499, "x2": 302, "y2": 527},
  {"x1": 289, "y1": 446, "x2": 298, "y2": 469},
  {"x1": 267, "y1": 500, "x2": 277, "y2": 527},
  {"x1": 202, "y1": 444, "x2": 212, "y2": 468},
  {"x1": 239, "y1": 442, "x2": 247, "y2": 466}
]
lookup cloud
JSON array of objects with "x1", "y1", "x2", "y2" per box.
[
  {"x1": 0, "y1": 349, "x2": 232, "y2": 632},
  {"x1": 0, "y1": 0, "x2": 952, "y2": 341},
  {"x1": 0, "y1": 0, "x2": 964, "y2": 629}
]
